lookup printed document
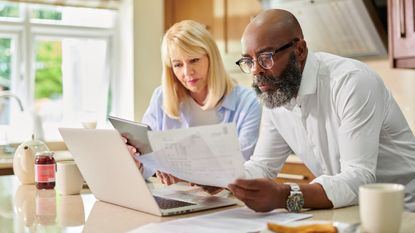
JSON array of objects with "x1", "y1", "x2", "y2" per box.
[
  {"x1": 128, "y1": 207, "x2": 312, "y2": 233},
  {"x1": 137, "y1": 123, "x2": 245, "y2": 187}
]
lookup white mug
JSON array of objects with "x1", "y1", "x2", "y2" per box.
[
  {"x1": 56, "y1": 161, "x2": 84, "y2": 195},
  {"x1": 359, "y1": 183, "x2": 404, "y2": 233}
]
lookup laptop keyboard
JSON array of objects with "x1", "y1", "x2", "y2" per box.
[{"x1": 153, "y1": 196, "x2": 195, "y2": 209}]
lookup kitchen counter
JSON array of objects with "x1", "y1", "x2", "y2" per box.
[{"x1": 1, "y1": 175, "x2": 415, "y2": 232}]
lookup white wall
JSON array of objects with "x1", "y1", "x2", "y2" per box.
[
  {"x1": 133, "y1": 0, "x2": 164, "y2": 121},
  {"x1": 113, "y1": 0, "x2": 134, "y2": 119}
]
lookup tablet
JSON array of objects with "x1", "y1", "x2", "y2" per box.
[{"x1": 108, "y1": 115, "x2": 153, "y2": 154}]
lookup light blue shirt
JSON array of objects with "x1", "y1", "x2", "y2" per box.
[{"x1": 142, "y1": 85, "x2": 262, "y2": 160}]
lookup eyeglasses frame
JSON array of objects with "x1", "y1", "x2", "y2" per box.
[{"x1": 235, "y1": 38, "x2": 300, "y2": 74}]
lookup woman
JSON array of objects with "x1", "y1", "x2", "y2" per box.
[{"x1": 129, "y1": 20, "x2": 261, "y2": 182}]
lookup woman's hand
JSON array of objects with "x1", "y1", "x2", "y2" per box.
[
  {"x1": 122, "y1": 136, "x2": 144, "y2": 173},
  {"x1": 156, "y1": 171, "x2": 184, "y2": 185},
  {"x1": 156, "y1": 171, "x2": 224, "y2": 195},
  {"x1": 122, "y1": 136, "x2": 138, "y2": 155},
  {"x1": 190, "y1": 183, "x2": 224, "y2": 195}
]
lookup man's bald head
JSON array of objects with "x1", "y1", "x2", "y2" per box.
[
  {"x1": 246, "y1": 9, "x2": 303, "y2": 42},
  {"x1": 241, "y1": 9, "x2": 304, "y2": 55}
]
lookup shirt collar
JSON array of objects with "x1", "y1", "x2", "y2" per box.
[
  {"x1": 283, "y1": 52, "x2": 319, "y2": 111},
  {"x1": 283, "y1": 97, "x2": 297, "y2": 111},
  {"x1": 218, "y1": 86, "x2": 237, "y2": 111},
  {"x1": 298, "y1": 52, "x2": 318, "y2": 97}
]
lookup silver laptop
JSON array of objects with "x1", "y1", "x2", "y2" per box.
[{"x1": 59, "y1": 128, "x2": 237, "y2": 216}]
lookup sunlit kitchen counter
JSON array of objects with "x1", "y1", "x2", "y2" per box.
[{"x1": 1, "y1": 175, "x2": 415, "y2": 232}]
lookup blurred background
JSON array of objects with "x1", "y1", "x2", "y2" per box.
[{"x1": 0, "y1": 0, "x2": 414, "y2": 145}]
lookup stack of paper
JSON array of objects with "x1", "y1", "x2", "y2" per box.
[{"x1": 137, "y1": 123, "x2": 246, "y2": 187}]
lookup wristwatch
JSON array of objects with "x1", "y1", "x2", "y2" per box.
[{"x1": 286, "y1": 183, "x2": 304, "y2": 212}]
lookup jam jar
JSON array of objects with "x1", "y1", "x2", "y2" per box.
[{"x1": 34, "y1": 151, "x2": 56, "y2": 189}]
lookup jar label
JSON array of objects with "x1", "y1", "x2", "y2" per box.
[{"x1": 35, "y1": 164, "x2": 56, "y2": 183}]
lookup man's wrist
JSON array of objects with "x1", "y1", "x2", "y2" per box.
[
  {"x1": 276, "y1": 183, "x2": 291, "y2": 209},
  {"x1": 285, "y1": 183, "x2": 305, "y2": 212}
]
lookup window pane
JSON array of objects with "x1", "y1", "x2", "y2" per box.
[
  {"x1": 34, "y1": 38, "x2": 110, "y2": 140},
  {"x1": 0, "y1": 38, "x2": 11, "y2": 88},
  {"x1": 0, "y1": 37, "x2": 12, "y2": 125},
  {"x1": 35, "y1": 40, "x2": 62, "y2": 100},
  {"x1": 31, "y1": 6, "x2": 62, "y2": 20},
  {"x1": 30, "y1": 4, "x2": 115, "y2": 28},
  {"x1": 0, "y1": 2, "x2": 19, "y2": 18}
]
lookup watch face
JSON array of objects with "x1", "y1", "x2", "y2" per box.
[{"x1": 287, "y1": 193, "x2": 304, "y2": 212}]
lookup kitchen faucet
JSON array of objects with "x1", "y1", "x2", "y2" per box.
[
  {"x1": 0, "y1": 91, "x2": 45, "y2": 142},
  {"x1": 0, "y1": 91, "x2": 26, "y2": 154},
  {"x1": 0, "y1": 91, "x2": 25, "y2": 111}
]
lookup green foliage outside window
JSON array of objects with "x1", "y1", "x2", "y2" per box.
[
  {"x1": 0, "y1": 38, "x2": 11, "y2": 89},
  {"x1": 31, "y1": 8, "x2": 61, "y2": 20},
  {"x1": 0, "y1": 3, "x2": 19, "y2": 18},
  {"x1": 33, "y1": 9, "x2": 63, "y2": 100},
  {"x1": 35, "y1": 41, "x2": 62, "y2": 99}
]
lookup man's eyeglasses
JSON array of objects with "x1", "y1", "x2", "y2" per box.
[{"x1": 235, "y1": 38, "x2": 299, "y2": 74}]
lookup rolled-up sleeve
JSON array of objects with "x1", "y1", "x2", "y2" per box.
[{"x1": 312, "y1": 70, "x2": 386, "y2": 208}]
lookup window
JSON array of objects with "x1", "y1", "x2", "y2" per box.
[
  {"x1": 0, "y1": 1, "x2": 118, "y2": 142},
  {"x1": 0, "y1": 35, "x2": 17, "y2": 126},
  {"x1": 0, "y1": 2, "x2": 20, "y2": 18}
]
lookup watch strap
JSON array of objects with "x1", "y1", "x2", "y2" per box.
[{"x1": 285, "y1": 183, "x2": 304, "y2": 212}]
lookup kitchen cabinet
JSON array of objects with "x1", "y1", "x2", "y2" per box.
[
  {"x1": 164, "y1": 0, "x2": 262, "y2": 72},
  {"x1": 388, "y1": 0, "x2": 415, "y2": 68}
]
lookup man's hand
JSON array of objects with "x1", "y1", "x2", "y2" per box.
[{"x1": 228, "y1": 178, "x2": 290, "y2": 212}]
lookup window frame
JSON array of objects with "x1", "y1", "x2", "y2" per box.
[{"x1": 0, "y1": 2, "x2": 118, "y2": 141}]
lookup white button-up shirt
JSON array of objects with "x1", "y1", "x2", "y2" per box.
[{"x1": 244, "y1": 52, "x2": 415, "y2": 208}]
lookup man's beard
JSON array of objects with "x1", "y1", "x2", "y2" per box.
[{"x1": 252, "y1": 52, "x2": 302, "y2": 109}]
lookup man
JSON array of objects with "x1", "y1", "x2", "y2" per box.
[{"x1": 228, "y1": 9, "x2": 415, "y2": 212}]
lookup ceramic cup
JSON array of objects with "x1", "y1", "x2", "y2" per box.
[
  {"x1": 56, "y1": 161, "x2": 84, "y2": 195},
  {"x1": 359, "y1": 183, "x2": 405, "y2": 233},
  {"x1": 79, "y1": 110, "x2": 97, "y2": 129}
]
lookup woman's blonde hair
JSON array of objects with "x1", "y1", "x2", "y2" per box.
[{"x1": 161, "y1": 20, "x2": 234, "y2": 119}]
